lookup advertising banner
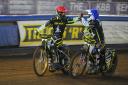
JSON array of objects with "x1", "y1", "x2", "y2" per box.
[
  {"x1": 94, "y1": 2, "x2": 117, "y2": 15},
  {"x1": 116, "y1": 3, "x2": 128, "y2": 15},
  {"x1": 17, "y1": 20, "x2": 128, "y2": 47},
  {"x1": 7, "y1": 0, "x2": 35, "y2": 14},
  {"x1": 17, "y1": 21, "x2": 84, "y2": 47},
  {"x1": 0, "y1": 1, "x2": 128, "y2": 15},
  {"x1": 37, "y1": 1, "x2": 63, "y2": 14},
  {"x1": 67, "y1": 2, "x2": 89, "y2": 15},
  {"x1": 0, "y1": 0, "x2": 5, "y2": 14}
]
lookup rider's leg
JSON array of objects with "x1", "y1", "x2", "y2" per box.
[{"x1": 50, "y1": 37, "x2": 64, "y2": 70}]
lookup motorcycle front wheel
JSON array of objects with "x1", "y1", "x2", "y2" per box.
[
  {"x1": 33, "y1": 46, "x2": 48, "y2": 76},
  {"x1": 70, "y1": 52, "x2": 87, "y2": 78}
]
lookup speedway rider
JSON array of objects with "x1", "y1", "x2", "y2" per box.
[
  {"x1": 80, "y1": 8, "x2": 105, "y2": 72},
  {"x1": 82, "y1": 8, "x2": 105, "y2": 45},
  {"x1": 36, "y1": 5, "x2": 79, "y2": 69}
]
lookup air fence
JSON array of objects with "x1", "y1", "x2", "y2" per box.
[
  {"x1": 0, "y1": 15, "x2": 128, "y2": 50},
  {"x1": 0, "y1": 0, "x2": 128, "y2": 50}
]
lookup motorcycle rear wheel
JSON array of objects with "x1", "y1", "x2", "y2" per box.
[{"x1": 102, "y1": 51, "x2": 118, "y2": 77}]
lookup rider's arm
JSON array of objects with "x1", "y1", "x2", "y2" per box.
[
  {"x1": 98, "y1": 20, "x2": 105, "y2": 44},
  {"x1": 81, "y1": 17, "x2": 89, "y2": 27},
  {"x1": 66, "y1": 17, "x2": 80, "y2": 24},
  {"x1": 37, "y1": 24, "x2": 46, "y2": 34},
  {"x1": 37, "y1": 19, "x2": 53, "y2": 34}
]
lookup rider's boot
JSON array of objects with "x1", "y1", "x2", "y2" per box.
[
  {"x1": 95, "y1": 54, "x2": 100, "y2": 72},
  {"x1": 52, "y1": 63, "x2": 63, "y2": 70},
  {"x1": 48, "y1": 58, "x2": 56, "y2": 72},
  {"x1": 99, "y1": 53, "x2": 107, "y2": 72},
  {"x1": 49, "y1": 65, "x2": 56, "y2": 72},
  {"x1": 87, "y1": 61, "x2": 97, "y2": 74},
  {"x1": 88, "y1": 54, "x2": 100, "y2": 74}
]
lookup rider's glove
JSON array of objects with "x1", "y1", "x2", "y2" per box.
[
  {"x1": 34, "y1": 30, "x2": 39, "y2": 35},
  {"x1": 73, "y1": 17, "x2": 81, "y2": 22},
  {"x1": 91, "y1": 33, "x2": 95, "y2": 37},
  {"x1": 78, "y1": 13, "x2": 83, "y2": 21},
  {"x1": 78, "y1": 17, "x2": 81, "y2": 21}
]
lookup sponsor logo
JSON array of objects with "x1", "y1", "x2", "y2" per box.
[{"x1": 21, "y1": 24, "x2": 85, "y2": 42}]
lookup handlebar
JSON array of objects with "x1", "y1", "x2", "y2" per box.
[
  {"x1": 34, "y1": 30, "x2": 52, "y2": 39},
  {"x1": 40, "y1": 34, "x2": 52, "y2": 39}
]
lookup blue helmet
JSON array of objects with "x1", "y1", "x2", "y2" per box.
[{"x1": 86, "y1": 8, "x2": 99, "y2": 20}]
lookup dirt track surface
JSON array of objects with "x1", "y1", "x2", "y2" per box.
[{"x1": 0, "y1": 51, "x2": 128, "y2": 85}]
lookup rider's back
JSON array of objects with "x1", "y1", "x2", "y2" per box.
[{"x1": 88, "y1": 19, "x2": 104, "y2": 44}]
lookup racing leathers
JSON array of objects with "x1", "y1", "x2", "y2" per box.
[
  {"x1": 37, "y1": 15, "x2": 79, "y2": 70},
  {"x1": 81, "y1": 17, "x2": 106, "y2": 72},
  {"x1": 37, "y1": 15, "x2": 78, "y2": 48},
  {"x1": 82, "y1": 17, "x2": 105, "y2": 45}
]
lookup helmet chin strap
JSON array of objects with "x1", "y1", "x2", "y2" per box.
[{"x1": 56, "y1": 11, "x2": 65, "y2": 18}]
